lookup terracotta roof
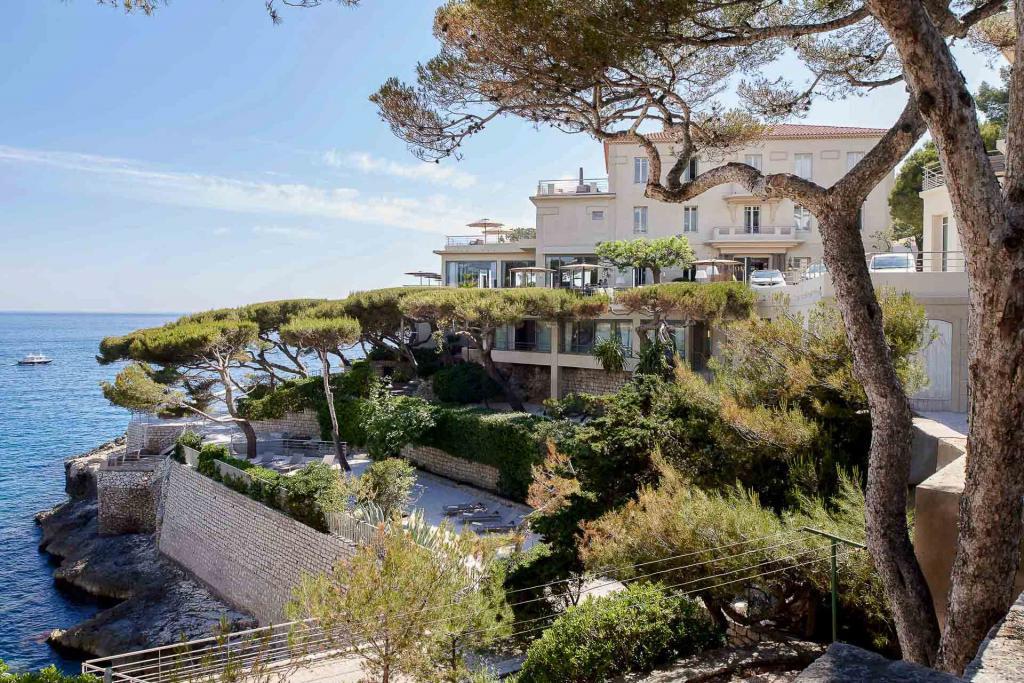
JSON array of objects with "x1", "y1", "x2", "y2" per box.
[{"x1": 606, "y1": 123, "x2": 887, "y2": 144}]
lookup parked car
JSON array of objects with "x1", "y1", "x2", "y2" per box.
[
  {"x1": 868, "y1": 252, "x2": 916, "y2": 273},
  {"x1": 802, "y1": 262, "x2": 828, "y2": 280},
  {"x1": 748, "y1": 269, "x2": 787, "y2": 289}
]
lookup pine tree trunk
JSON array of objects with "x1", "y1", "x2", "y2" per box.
[
  {"x1": 320, "y1": 351, "x2": 351, "y2": 472},
  {"x1": 479, "y1": 341, "x2": 525, "y2": 411},
  {"x1": 239, "y1": 419, "x2": 258, "y2": 460},
  {"x1": 817, "y1": 210, "x2": 940, "y2": 664},
  {"x1": 863, "y1": 1, "x2": 1024, "y2": 672}
]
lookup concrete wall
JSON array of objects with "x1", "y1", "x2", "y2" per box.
[
  {"x1": 914, "y1": 456, "x2": 1024, "y2": 629},
  {"x1": 401, "y1": 444, "x2": 500, "y2": 492},
  {"x1": 158, "y1": 461, "x2": 353, "y2": 624},
  {"x1": 248, "y1": 409, "x2": 321, "y2": 439},
  {"x1": 96, "y1": 459, "x2": 168, "y2": 535}
]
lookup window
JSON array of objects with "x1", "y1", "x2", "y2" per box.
[
  {"x1": 445, "y1": 261, "x2": 496, "y2": 288},
  {"x1": 502, "y1": 260, "x2": 534, "y2": 288},
  {"x1": 794, "y1": 153, "x2": 813, "y2": 180},
  {"x1": 562, "y1": 320, "x2": 632, "y2": 354},
  {"x1": 787, "y1": 256, "x2": 811, "y2": 271},
  {"x1": 633, "y1": 206, "x2": 648, "y2": 233},
  {"x1": 682, "y1": 206, "x2": 698, "y2": 233},
  {"x1": 793, "y1": 204, "x2": 812, "y2": 231},
  {"x1": 847, "y1": 151, "x2": 865, "y2": 171},
  {"x1": 546, "y1": 255, "x2": 600, "y2": 288},
  {"x1": 496, "y1": 320, "x2": 551, "y2": 352},
  {"x1": 743, "y1": 206, "x2": 761, "y2": 234},
  {"x1": 744, "y1": 154, "x2": 763, "y2": 171},
  {"x1": 683, "y1": 157, "x2": 699, "y2": 181},
  {"x1": 591, "y1": 210, "x2": 605, "y2": 221},
  {"x1": 634, "y1": 157, "x2": 649, "y2": 184}
]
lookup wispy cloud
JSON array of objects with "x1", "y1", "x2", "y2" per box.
[
  {"x1": 252, "y1": 225, "x2": 321, "y2": 240},
  {"x1": 324, "y1": 149, "x2": 477, "y2": 190},
  {"x1": 0, "y1": 145, "x2": 476, "y2": 235}
]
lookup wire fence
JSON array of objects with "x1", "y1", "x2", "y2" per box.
[{"x1": 82, "y1": 529, "x2": 866, "y2": 682}]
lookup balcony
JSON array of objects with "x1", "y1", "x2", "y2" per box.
[
  {"x1": 535, "y1": 177, "x2": 610, "y2": 196},
  {"x1": 922, "y1": 151, "x2": 1005, "y2": 191},
  {"x1": 707, "y1": 225, "x2": 807, "y2": 248},
  {"x1": 438, "y1": 228, "x2": 537, "y2": 254}
]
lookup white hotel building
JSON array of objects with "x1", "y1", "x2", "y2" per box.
[{"x1": 431, "y1": 124, "x2": 968, "y2": 410}]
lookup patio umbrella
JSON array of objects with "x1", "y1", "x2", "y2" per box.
[{"x1": 404, "y1": 271, "x2": 442, "y2": 286}]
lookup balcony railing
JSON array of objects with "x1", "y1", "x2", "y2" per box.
[
  {"x1": 865, "y1": 250, "x2": 966, "y2": 273},
  {"x1": 536, "y1": 178, "x2": 610, "y2": 196},
  {"x1": 444, "y1": 229, "x2": 536, "y2": 247},
  {"x1": 494, "y1": 338, "x2": 552, "y2": 353},
  {"x1": 712, "y1": 225, "x2": 802, "y2": 238},
  {"x1": 922, "y1": 151, "x2": 1005, "y2": 191}
]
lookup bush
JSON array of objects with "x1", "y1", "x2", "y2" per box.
[
  {"x1": 334, "y1": 360, "x2": 375, "y2": 398},
  {"x1": 0, "y1": 660, "x2": 98, "y2": 682},
  {"x1": 411, "y1": 347, "x2": 444, "y2": 378},
  {"x1": 280, "y1": 463, "x2": 347, "y2": 532},
  {"x1": 363, "y1": 382, "x2": 437, "y2": 459},
  {"x1": 432, "y1": 363, "x2": 501, "y2": 404},
  {"x1": 420, "y1": 407, "x2": 544, "y2": 500},
  {"x1": 543, "y1": 393, "x2": 608, "y2": 419},
  {"x1": 357, "y1": 458, "x2": 417, "y2": 519},
  {"x1": 516, "y1": 583, "x2": 721, "y2": 683},
  {"x1": 196, "y1": 443, "x2": 232, "y2": 478},
  {"x1": 247, "y1": 466, "x2": 283, "y2": 505},
  {"x1": 591, "y1": 337, "x2": 627, "y2": 373},
  {"x1": 173, "y1": 429, "x2": 203, "y2": 463}
]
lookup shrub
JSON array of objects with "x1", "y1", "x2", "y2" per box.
[
  {"x1": 196, "y1": 443, "x2": 231, "y2": 478},
  {"x1": 0, "y1": 660, "x2": 98, "y2": 682},
  {"x1": 420, "y1": 407, "x2": 544, "y2": 500},
  {"x1": 280, "y1": 463, "x2": 347, "y2": 532},
  {"x1": 357, "y1": 458, "x2": 417, "y2": 519},
  {"x1": 411, "y1": 347, "x2": 444, "y2": 377},
  {"x1": 363, "y1": 382, "x2": 437, "y2": 458},
  {"x1": 366, "y1": 345, "x2": 400, "y2": 361},
  {"x1": 334, "y1": 360, "x2": 375, "y2": 398},
  {"x1": 247, "y1": 466, "x2": 283, "y2": 505},
  {"x1": 543, "y1": 393, "x2": 608, "y2": 419},
  {"x1": 173, "y1": 429, "x2": 203, "y2": 463},
  {"x1": 432, "y1": 363, "x2": 501, "y2": 404},
  {"x1": 516, "y1": 583, "x2": 721, "y2": 683},
  {"x1": 591, "y1": 337, "x2": 627, "y2": 373},
  {"x1": 324, "y1": 397, "x2": 370, "y2": 446}
]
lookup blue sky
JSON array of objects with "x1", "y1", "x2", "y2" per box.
[{"x1": 0, "y1": 2, "x2": 1003, "y2": 313}]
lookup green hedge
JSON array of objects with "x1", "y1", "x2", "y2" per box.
[
  {"x1": 237, "y1": 361, "x2": 375, "y2": 421},
  {"x1": 419, "y1": 405, "x2": 545, "y2": 500},
  {"x1": 192, "y1": 443, "x2": 342, "y2": 532},
  {"x1": 431, "y1": 363, "x2": 501, "y2": 404}
]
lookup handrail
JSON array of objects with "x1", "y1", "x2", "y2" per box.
[{"x1": 535, "y1": 177, "x2": 610, "y2": 195}]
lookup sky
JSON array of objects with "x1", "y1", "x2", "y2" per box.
[{"x1": 0, "y1": 2, "x2": 1005, "y2": 313}]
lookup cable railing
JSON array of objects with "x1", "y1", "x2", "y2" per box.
[{"x1": 83, "y1": 527, "x2": 866, "y2": 682}]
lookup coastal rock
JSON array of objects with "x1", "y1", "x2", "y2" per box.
[
  {"x1": 37, "y1": 444, "x2": 255, "y2": 660},
  {"x1": 62, "y1": 438, "x2": 125, "y2": 500}
]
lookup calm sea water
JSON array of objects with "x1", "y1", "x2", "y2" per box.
[{"x1": 0, "y1": 312, "x2": 176, "y2": 673}]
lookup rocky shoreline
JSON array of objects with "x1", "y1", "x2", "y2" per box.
[{"x1": 36, "y1": 440, "x2": 255, "y2": 659}]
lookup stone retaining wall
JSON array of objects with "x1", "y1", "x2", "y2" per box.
[
  {"x1": 401, "y1": 444, "x2": 500, "y2": 492},
  {"x1": 158, "y1": 461, "x2": 353, "y2": 624},
  {"x1": 249, "y1": 409, "x2": 321, "y2": 439},
  {"x1": 560, "y1": 367, "x2": 632, "y2": 397},
  {"x1": 126, "y1": 421, "x2": 188, "y2": 455},
  {"x1": 96, "y1": 459, "x2": 168, "y2": 535}
]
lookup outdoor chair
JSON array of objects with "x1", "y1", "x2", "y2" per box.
[
  {"x1": 470, "y1": 521, "x2": 521, "y2": 534},
  {"x1": 321, "y1": 452, "x2": 338, "y2": 468},
  {"x1": 458, "y1": 510, "x2": 502, "y2": 523}
]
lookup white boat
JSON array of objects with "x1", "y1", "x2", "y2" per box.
[{"x1": 17, "y1": 353, "x2": 53, "y2": 365}]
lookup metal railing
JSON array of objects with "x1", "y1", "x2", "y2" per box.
[
  {"x1": 227, "y1": 437, "x2": 336, "y2": 460},
  {"x1": 82, "y1": 619, "x2": 345, "y2": 682},
  {"x1": 493, "y1": 338, "x2": 552, "y2": 353},
  {"x1": 922, "y1": 151, "x2": 1004, "y2": 190},
  {"x1": 712, "y1": 225, "x2": 799, "y2": 238},
  {"x1": 444, "y1": 229, "x2": 536, "y2": 247},
  {"x1": 535, "y1": 177, "x2": 610, "y2": 195},
  {"x1": 865, "y1": 250, "x2": 966, "y2": 273}
]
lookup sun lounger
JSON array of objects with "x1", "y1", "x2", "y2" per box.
[
  {"x1": 443, "y1": 502, "x2": 486, "y2": 516},
  {"x1": 469, "y1": 521, "x2": 521, "y2": 534},
  {"x1": 458, "y1": 511, "x2": 502, "y2": 523}
]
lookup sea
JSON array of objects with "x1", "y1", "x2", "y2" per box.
[{"x1": 0, "y1": 312, "x2": 177, "y2": 674}]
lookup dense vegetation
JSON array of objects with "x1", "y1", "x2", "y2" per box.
[{"x1": 0, "y1": 662, "x2": 96, "y2": 683}]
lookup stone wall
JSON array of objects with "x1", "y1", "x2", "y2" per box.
[
  {"x1": 401, "y1": 444, "x2": 500, "y2": 492},
  {"x1": 158, "y1": 461, "x2": 353, "y2": 624},
  {"x1": 965, "y1": 590, "x2": 1024, "y2": 682},
  {"x1": 96, "y1": 459, "x2": 167, "y2": 535},
  {"x1": 249, "y1": 409, "x2": 321, "y2": 439},
  {"x1": 496, "y1": 363, "x2": 551, "y2": 403},
  {"x1": 559, "y1": 367, "x2": 632, "y2": 397},
  {"x1": 126, "y1": 421, "x2": 188, "y2": 455}
]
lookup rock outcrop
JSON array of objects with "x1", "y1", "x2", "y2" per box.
[{"x1": 36, "y1": 444, "x2": 255, "y2": 659}]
